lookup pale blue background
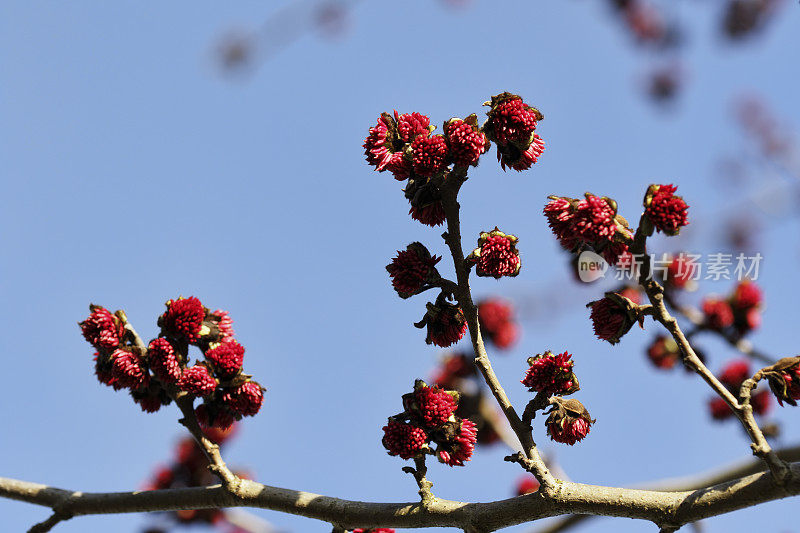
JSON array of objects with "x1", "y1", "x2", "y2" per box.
[{"x1": 2, "y1": 1, "x2": 799, "y2": 532}]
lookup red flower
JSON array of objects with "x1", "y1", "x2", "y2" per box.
[
  {"x1": 210, "y1": 309, "x2": 235, "y2": 339},
  {"x1": 437, "y1": 419, "x2": 477, "y2": 466},
  {"x1": 80, "y1": 305, "x2": 123, "y2": 351},
  {"x1": 195, "y1": 403, "x2": 236, "y2": 431},
  {"x1": 410, "y1": 382, "x2": 458, "y2": 429},
  {"x1": 483, "y1": 93, "x2": 545, "y2": 172},
  {"x1": 468, "y1": 229, "x2": 521, "y2": 279},
  {"x1": 702, "y1": 298, "x2": 734, "y2": 330},
  {"x1": 516, "y1": 476, "x2": 540, "y2": 496},
  {"x1": 477, "y1": 299, "x2": 518, "y2": 350},
  {"x1": 386, "y1": 243, "x2": 441, "y2": 299},
  {"x1": 666, "y1": 254, "x2": 695, "y2": 289},
  {"x1": 545, "y1": 398, "x2": 594, "y2": 445},
  {"x1": 223, "y1": 381, "x2": 264, "y2": 417},
  {"x1": 731, "y1": 280, "x2": 762, "y2": 310},
  {"x1": 445, "y1": 116, "x2": 489, "y2": 167},
  {"x1": 382, "y1": 420, "x2": 428, "y2": 460},
  {"x1": 764, "y1": 358, "x2": 800, "y2": 406},
  {"x1": 718, "y1": 360, "x2": 751, "y2": 391},
  {"x1": 544, "y1": 194, "x2": 624, "y2": 253},
  {"x1": 110, "y1": 349, "x2": 148, "y2": 390},
  {"x1": 588, "y1": 293, "x2": 638, "y2": 344},
  {"x1": 363, "y1": 113, "x2": 412, "y2": 180},
  {"x1": 415, "y1": 298, "x2": 468, "y2": 348},
  {"x1": 431, "y1": 353, "x2": 475, "y2": 388},
  {"x1": 395, "y1": 111, "x2": 430, "y2": 143},
  {"x1": 205, "y1": 339, "x2": 245, "y2": 378},
  {"x1": 409, "y1": 201, "x2": 446, "y2": 227},
  {"x1": 148, "y1": 338, "x2": 182, "y2": 384},
  {"x1": 160, "y1": 297, "x2": 206, "y2": 343},
  {"x1": 709, "y1": 397, "x2": 734, "y2": 420},
  {"x1": 411, "y1": 135, "x2": 449, "y2": 177},
  {"x1": 522, "y1": 351, "x2": 579, "y2": 396},
  {"x1": 646, "y1": 336, "x2": 680, "y2": 370},
  {"x1": 179, "y1": 365, "x2": 217, "y2": 397},
  {"x1": 644, "y1": 184, "x2": 689, "y2": 235}
]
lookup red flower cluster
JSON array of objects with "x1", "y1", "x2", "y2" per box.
[
  {"x1": 701, "y1": 280, "x2": 763, "y2": 336},
  {"x1": 709, "y1": 359, "x2": 771, "y2": 420},
  {"x1": 386, "y1": 242, "x2": 441, "y2": 299},
  {"x1": 545, "y1": 398, "x2": 594, "y2": 445},
  {"x1": 467, "y1": 229, "x2": 521, "y2": 279},
  {"x1": 444, "y1": 115, "x2": 489, "y2": 167},
  {"x1": 516, "y1": 476, "x2": 541, "y2": 496},
  {"x1": 588, "y1": 293, "x2": 640, "y2": 345},
  {"x1": 383, "y1": 381, "x2": 477, "y2": 467},
  {"x1": 665, "y1": 253, "x2": 697, "y2": 289},
  {"x1": 415, "y1": 297, "x2": 468, "y2": 348},
  {"x1": 142, "y1": 424, "x2": 244, "y2": 529},
  {"x1": 646, "y1": 335, "x2": 681, "y2": 370},
  {"x1": 80, "y1": 298, "x2": 265, "y2": 428},
  {"x1": 477, "y1": 299, "x2": 519, "y2": 350},
  {"x1": 644, "y1": 184, "x2": 689, "y2": 235},
  {"x1": 483, "y1": 93, "x2": 546, "y2": 171},
  {"x1": 522, "y1": 351, "x2": 580, "y2": 396},
  {"x1": 543, "y1": 194, "x2": 630, "y2": 264},
  {"x1": 431, "y1": 353, "x2": 476, "y2": 389},
  {"x1": 763, "y1": 357, "x2": 800, "y2": 407},
  {"x1": 364, "y1": 111, "x2": 429, "y2": 180}
]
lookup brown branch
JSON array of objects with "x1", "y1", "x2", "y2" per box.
[
  {"x1": 439, "y1": 168, "x2": 555, "y2": 488},
  {"x1": 630, "y1": 219, "x2": 791, "y2": 483},
  {"x1": 4, "y1": 460, "x2": 800, "y2": 532}
]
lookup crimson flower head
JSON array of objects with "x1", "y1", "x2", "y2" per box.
[
  {"x1": 522, "y1": 351, "x2": 580, "y2": 396},
  {"x1": 752, "y1": 389, "x2": 772, "y2": 417},
  {"x1": 403, "y1": 380, "x2": 459, "y2": 429},
  {"x1": 382, "y1": 420, "x2": 428, "y2": 460},
  {"x1": 588, "y1": 292, "x2": 640, "y2": 345},
  {"x1": 209, "y1": 309, "x2": 235, "y2": 339},
  {"x1": 386, "y1": 242, "x2": 441, "y2": 299},
  {"x1": 363, "y1": 112, "x2": 420, "y2": 180},
  {"x1": 718, "y1": 360, "x2": 751, "y2": 391},
  {"x1": 702, "y1": 298, "x2": 734, "y2": 330},
  {"x1": 444, "y1": 115, "x2": 490, "y2": 167},
  {"x1": 516, "y1": 476, "x2": 541, "y2": 496},
  {"x1": 709, "y1": 397, "x2": 734, "y2": 421},
  {"x1": 646, "y1": 335, "x2": 681, "y2": 370},
  {"x1": 763, "y1": 356, "x2": 800, "y2": 407},
  {"x1": 205, "y1": 339, "x2": 245, "y2": 378},
  {"x1": 483, "y1": 92, "x2": 545, "y2": 171},
  {"x1": 545, "y1": 398, "x2": 594, "y2": 445},
  {"x1": 159, "y1": 297, "x2": 206, "y2": 343},
  {"x1": 80, "y1": 305, "x2": 124, "y2": 351},
  {"x1": 179, "y1": 364, "x2": 217, "y2": 397},
  {"x1": 731, "y1": 280, "x2": 762, "y2": 310},
  {"x1": 222, "y1": 380, "x2": 265, "y2": 417},
  {"x1": 148, "y1": 337, "x2": 182, "y2": 384},
  {"x1": 544, "y1": 194, "x2": 629, "y2": 263},
  {"x1": 405, "y1": 178, "x2": 446, "y2": 227},
  {"x1": 415, "y1": 297, "x2": 468, "y2": 348},
  {"x1": 477, "y1": 299, "x2": 519, "y2": 350},
  {"x1": 432, "y1": 353, "x2": 475, "y2": 388},
  {"x1": 195, "y1": 402, "x2": 236, "y2": 431},
  {"x1": 110, "y1": 348, "x2": 149, "y2": 390},
  {"x1": 666, "y1": 254, "x2": 696, "y2": 289},
  {"x1": 467, "y1": 228, "x2": 521, "y2": 279},
  {"x1": 644, "y1": 184, "x2": 689, "y2": 236},
  {"x1": 411, "y1": 134, "x2": 449, "y2": 177},
  {"x1": 396, "y1": 111, "x2": 431, "y2": 143},
  {"x1": 436, "y1": 418, "x2": 478, "y2": 466}
]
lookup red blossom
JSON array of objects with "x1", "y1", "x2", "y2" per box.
[
  {"x1": 223, "y1": 381, "x2": 264, "y2": 417},
  {"x1": 588, "y1": 294, "x2": 637, "y2": 345},
  {"x1": 545, "y1": 399, "x2": 594, "y2": 445},
  {"x1": 180, "y1": 365, "x2": 217, "y2": 397},
  {"x1": 437, "y1": 419, "x2": 477, "y2": 466},
  {"x1": 666, "y1": 254, "x2": 695, "y2": 289},
  {"x1": 477, "y1": 299, "x2": 519, "y2": 350},
  {"x1": 445, "y1": 116, "x2": 489, "y2": 167},
  {"x1": 110, "y1": 349, "x2": 148, "y2": 390},
  {"x1": 752, "y1": 389, "x2": 772, "y2": 417},
  {"x1": 160, "y1": 297, "x2": 206, "y2": 343},
  {"x1": 719, "y1": 360, "x2": 751, "y2": 391},
  {"x1": 500, "y1": 133, "x2": 545, "y2": 171},
  {"x1": 205, "y1": 339, "x2": 245, "y2": 378},
  {"x1": 646, "y1": 335, "x2": 680, "y2": 370},
  {"x1": 522, "y1": 351, "x2": 579, "y2": 396},
  {"x1": 382, "y1": 420, "x2": 428, "y2": 460},
  {"x1": 702, "y1": 298, "x2": 734, "y2": 330},
  {"x1": 469, "y1": 230, "x2": 521, "y2": 279},
  {"x1": 80, "y1": 306, "x2": 123, "y2": 351},
  {"x1": 412, "y1": 383, "x2": 458, "y2": 429},
  {"x1": 210, "y1": 309, "x2": 235, "y2": 339},
  {"x1": 411, "y1": 135, "x2": 449, "y2": 177},
  {"x1": 409, "y1": 201, "x2": 446, "y2": 227},
  {"x1": 483, "y1": 93, "x2": 545, "y2": 172},
  {"x1": 363, "y1": 113, "x2": 412, "y2": 180},
  {"x1": 544, "y1": 194, "x2": 623, "y2": 253},
  {"x1": 148, "y1": 338, "x2": 182, "y2": 384},
  {"x1": 709, "y1": 397, "x2": 734, "y2": 420},
  {"x1": 386, "y1": 243, "x2": 441, "y2": 299},
  {"x1": 395, "y1": 111, "x2": 431, "y2": 143},
  {"x1": 416, "y1": 299, "x2": 468, "y2": 348},
  {"x1": 645, "y1": 184, "x2": 689, "y2": 235},
  {"x1": 731, "y1": 280, "x2": 762, "y2": 310},
  {"x1": 195, "y1": 403, "x2": 236, "y2": 431},
  {"x1": 431, "y1": 353, "x2": 475, "y2": 388},
  {"x1": 516, "y1": 476, "x2": 541, "y2": 496}
]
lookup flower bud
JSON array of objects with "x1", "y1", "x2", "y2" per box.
[
  {"x1": 544, "y1": 398, "x2": 594, "y2": 445},
  {"x1": 467, "y1": 228, "x2": 521, "y2": 279}
]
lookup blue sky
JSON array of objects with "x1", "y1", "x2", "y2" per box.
[{"x1": 2, "y1": 1, "x2": 800, "y2": 532}]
